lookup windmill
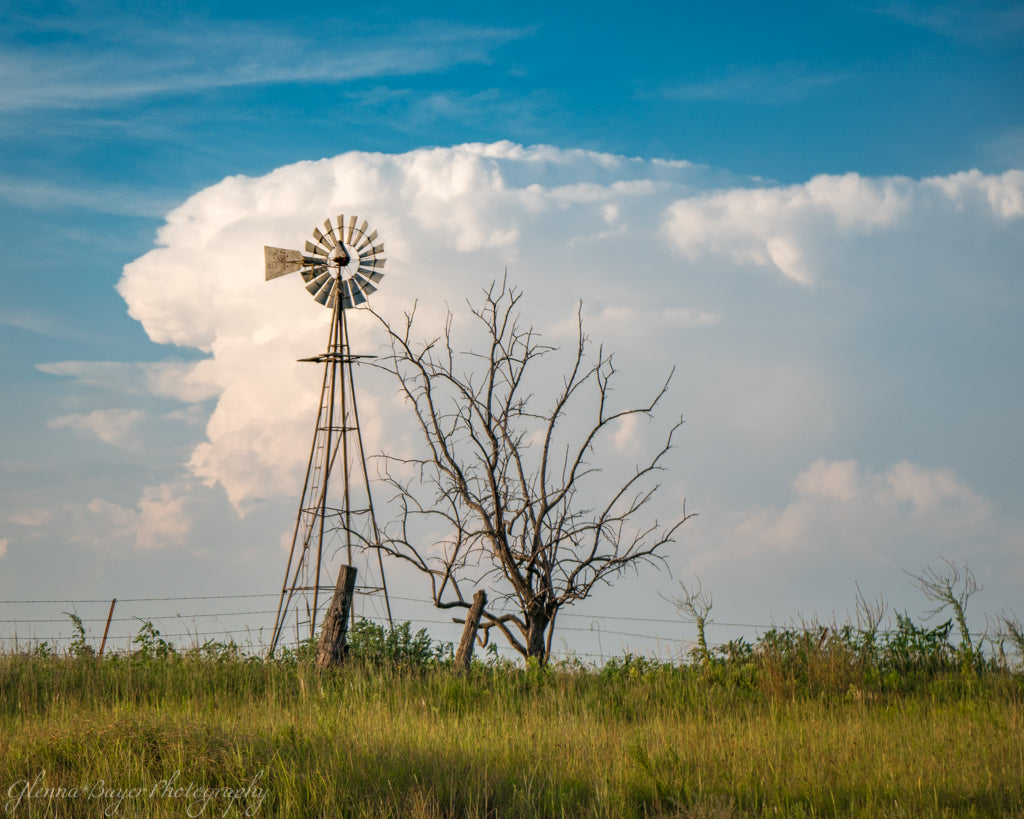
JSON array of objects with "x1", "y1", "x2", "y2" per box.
[{"x1": 264, "y1": 214, "x2": 392, "y2": 656}]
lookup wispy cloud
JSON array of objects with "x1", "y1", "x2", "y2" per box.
[
  {"x1": 986, "y1": 126, "x2": 1024, "y2": 168},
  {"x1": 878, "y1": 1, "x2": 1024, "y2": 42},
  {"x1": 341, "y1": 86, "x2": 558, "y2": 141},
  {"x1": 37, "y1": 360, "x2": 220, "y2": 402},
  {"x1": 660, "y1": 63, "x2": 848, "y2": 104},
  {"x1": 0, "y1": 16, "x2": 528, "y2": 113},
  {"x1": 0, "y1": 174, "x2": 178, "y2": 216},
  {"x1": 0, "y1": 310, "x2": 88, "y2": 339}
]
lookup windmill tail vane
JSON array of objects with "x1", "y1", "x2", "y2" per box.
[{"x1": 263, "y1": 214, "x2": 392, "y2": 655}]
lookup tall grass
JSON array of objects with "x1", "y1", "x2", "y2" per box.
[{"x1": 2, "y1": 619, "x2": 1023, "y2": 818}]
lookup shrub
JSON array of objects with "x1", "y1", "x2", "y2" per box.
[{"x1": 347, "y1": 619, "x2": 445, "y2": 670}]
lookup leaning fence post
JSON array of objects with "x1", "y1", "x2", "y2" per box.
[
  {"x1": 455, "y1": 589, "x2": 487, "y2": 672},
  {"x1": 315, "y1": 566, "x2": 357, "y2": 668},
  {"x1": 99, "y1": 599, "x2": 116, "y2": 657}
]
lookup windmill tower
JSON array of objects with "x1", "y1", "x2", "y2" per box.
[{"x1": 264, "y1": 214, "x2": 392, "y2": 656}]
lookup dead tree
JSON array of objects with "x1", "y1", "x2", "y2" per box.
[
  {"x1": 906, "y1": 558, "x2": 982, "y2": 671},
  {"x1": 371, "y1": 279, "x2": 692, "y2": 664},
  {"x1": 662, "y1": 576, "x2": 713, "y2": 668}
]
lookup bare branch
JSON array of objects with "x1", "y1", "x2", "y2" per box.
[
  {"x1": 906, "y1": 558, "x2": 982, "y2": 669},
  {"x1": 661, "y1": 576, "x2": 713, "y2": 667},
  {"x1": 367, "y1": 279, "x2": 690, "y2": 664}
]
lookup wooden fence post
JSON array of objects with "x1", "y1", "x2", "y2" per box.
[
  {"x1": 455, "y1": 589, "x2": 487, "y2": 672},
  {"x1": 315, "y1": 566, "x2": 357, "y2": 668},
  {"x1": 99, "y1": 599, "x2": 116, "y2": 657}
]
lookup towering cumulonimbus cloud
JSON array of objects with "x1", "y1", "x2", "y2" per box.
[{"x1": 111, "y1": 143, "x2": 1023, "y2": 571}]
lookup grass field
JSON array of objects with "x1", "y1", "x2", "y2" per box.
[{"x1": 2, "y1": 630, "x2": 1023, "y2": 818}]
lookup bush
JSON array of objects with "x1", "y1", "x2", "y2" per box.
[{"x1": 347, "y1": 619, "x2": 449, "y2": 670}]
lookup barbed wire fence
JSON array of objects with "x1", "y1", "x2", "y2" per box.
[
  {"x1": 0, "y1": 592, "x2": 999, "y2": 664},
  {"x1": 0, "y1": 591, "x2": 791, "y2": 663}
]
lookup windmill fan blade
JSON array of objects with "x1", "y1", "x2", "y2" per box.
[
  {"x1": 355, "y1": 229, "x2": 377, "y2": 251},
  {"x1": 300, "y1": 263, "x2": 327, "y2": 283},
  {"x1": 353, "y1": 273, "x2": 378, "y2": 295},
  {"x1": 314, "y1": 278, "x2": 336, "y2": 305},
  {"x1": 325, "y1": 226, "x2": 343, "y2": 251},
  {"x1": 313, "y1": 227, "x2": 335, "y2": 249},
  {"x1": 329, "y1": 216, "x2": 346, "y2": 253},
  {"x1": 305, "y1": 270, "x2": 331, "y2": 295},
  {"x1": 339, "y1": 280, "x2": 354, "y2": 310},
  {"x1": 358, "y1": 267, "x2": 384, "y2": 284},
  {"x1": 264, "y1": 246, "x2": 306, "y2": 280},
  {"x1": 286, "y1": 214, "x2": 387, "y2": 310},
  {"x1": 304, "y1": 240, "x2": 330, "y2": 259}
]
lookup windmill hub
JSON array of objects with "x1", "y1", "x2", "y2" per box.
[
  {"x1": 328, "y1": 243, "x2": 352, "y2": 274},
  {"x1": 263, "y1": 214, "x2": 386, "y2": 310}
]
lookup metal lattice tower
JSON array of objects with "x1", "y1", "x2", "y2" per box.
[{"x1": 264, "y1": 215, "x2": 393, "y2": 655}]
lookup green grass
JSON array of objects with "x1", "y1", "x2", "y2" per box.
[{"x1": 2, "y1": 652, "x2": 1023, "y2": 817}]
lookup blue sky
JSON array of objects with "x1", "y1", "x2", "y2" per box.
[{"x1": 1, "y1": 0, "x2": 1022, "y2": 659}]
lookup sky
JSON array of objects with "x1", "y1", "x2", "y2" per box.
[{"x1": 1, "y1": 0, "x2": 1022, "y2": 660}]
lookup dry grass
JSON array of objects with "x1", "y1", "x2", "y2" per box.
[{"x1": 1, "y1": 654, "x2": 1023, "y2": 817}]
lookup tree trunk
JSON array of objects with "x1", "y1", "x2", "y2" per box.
[
  {"x1": 315, "y1": 565, "x2": 357, "y2": 668},
  {"x1": 455, "y1": 589, "x2": 487, "y2": 672},
  {"x1": 526, "y1": 615, "x2": 550, "y2": 665}
]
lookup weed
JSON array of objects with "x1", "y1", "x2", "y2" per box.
[
  {"x1": 64, "y1": 612, "x2": 95, "y2": 659},
  {"x1": 132, "y1": 620, "x2": 176, "y2": 659}
]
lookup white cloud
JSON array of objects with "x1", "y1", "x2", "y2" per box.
[
  {"x1": 0, "y1": 538, "x2": 7, "y2": 558},
  {"x1": 115, "y1": 143, "x2": 718, "y2": 512},
  {"x1": 924, "y1": 168, "x2": 1024, "y2": 219},
  {"x1": 81, "y1": 482, "x2": 192, "y2": 551},
  {"x1": 661, "y1": 169, "x2": 1024, "y2": 284},
  {"x1": 135, "y1": 484, "x2": 192, "y2": 551},
  {"x1": 884, "y1": 460, "x2": 986, "y2": 516},
  {"x1": 3, "y1": 139, "x2": 1013, "y2": 636},
  {"x1": 550, "y1": 304, "x2": 720, "y2": 342},
  {"x1": 716, "y1": 459, "x2": 995, "y2": 566},
  {"x1": 8, "y1": 509, "x2": 52, "y2": 527},
  {"x1": 47, "y1": 409, "x2": 145, "y2": 449},
  {"x1": 107, "y1": 138, "x2": 1024, "y2": 626},
  {"x1": 793, "y1": 459, "x2": 861, "y2": 503},
  {"x1": 612, "y1": 414, "x2": 643, "y2": 456}
]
